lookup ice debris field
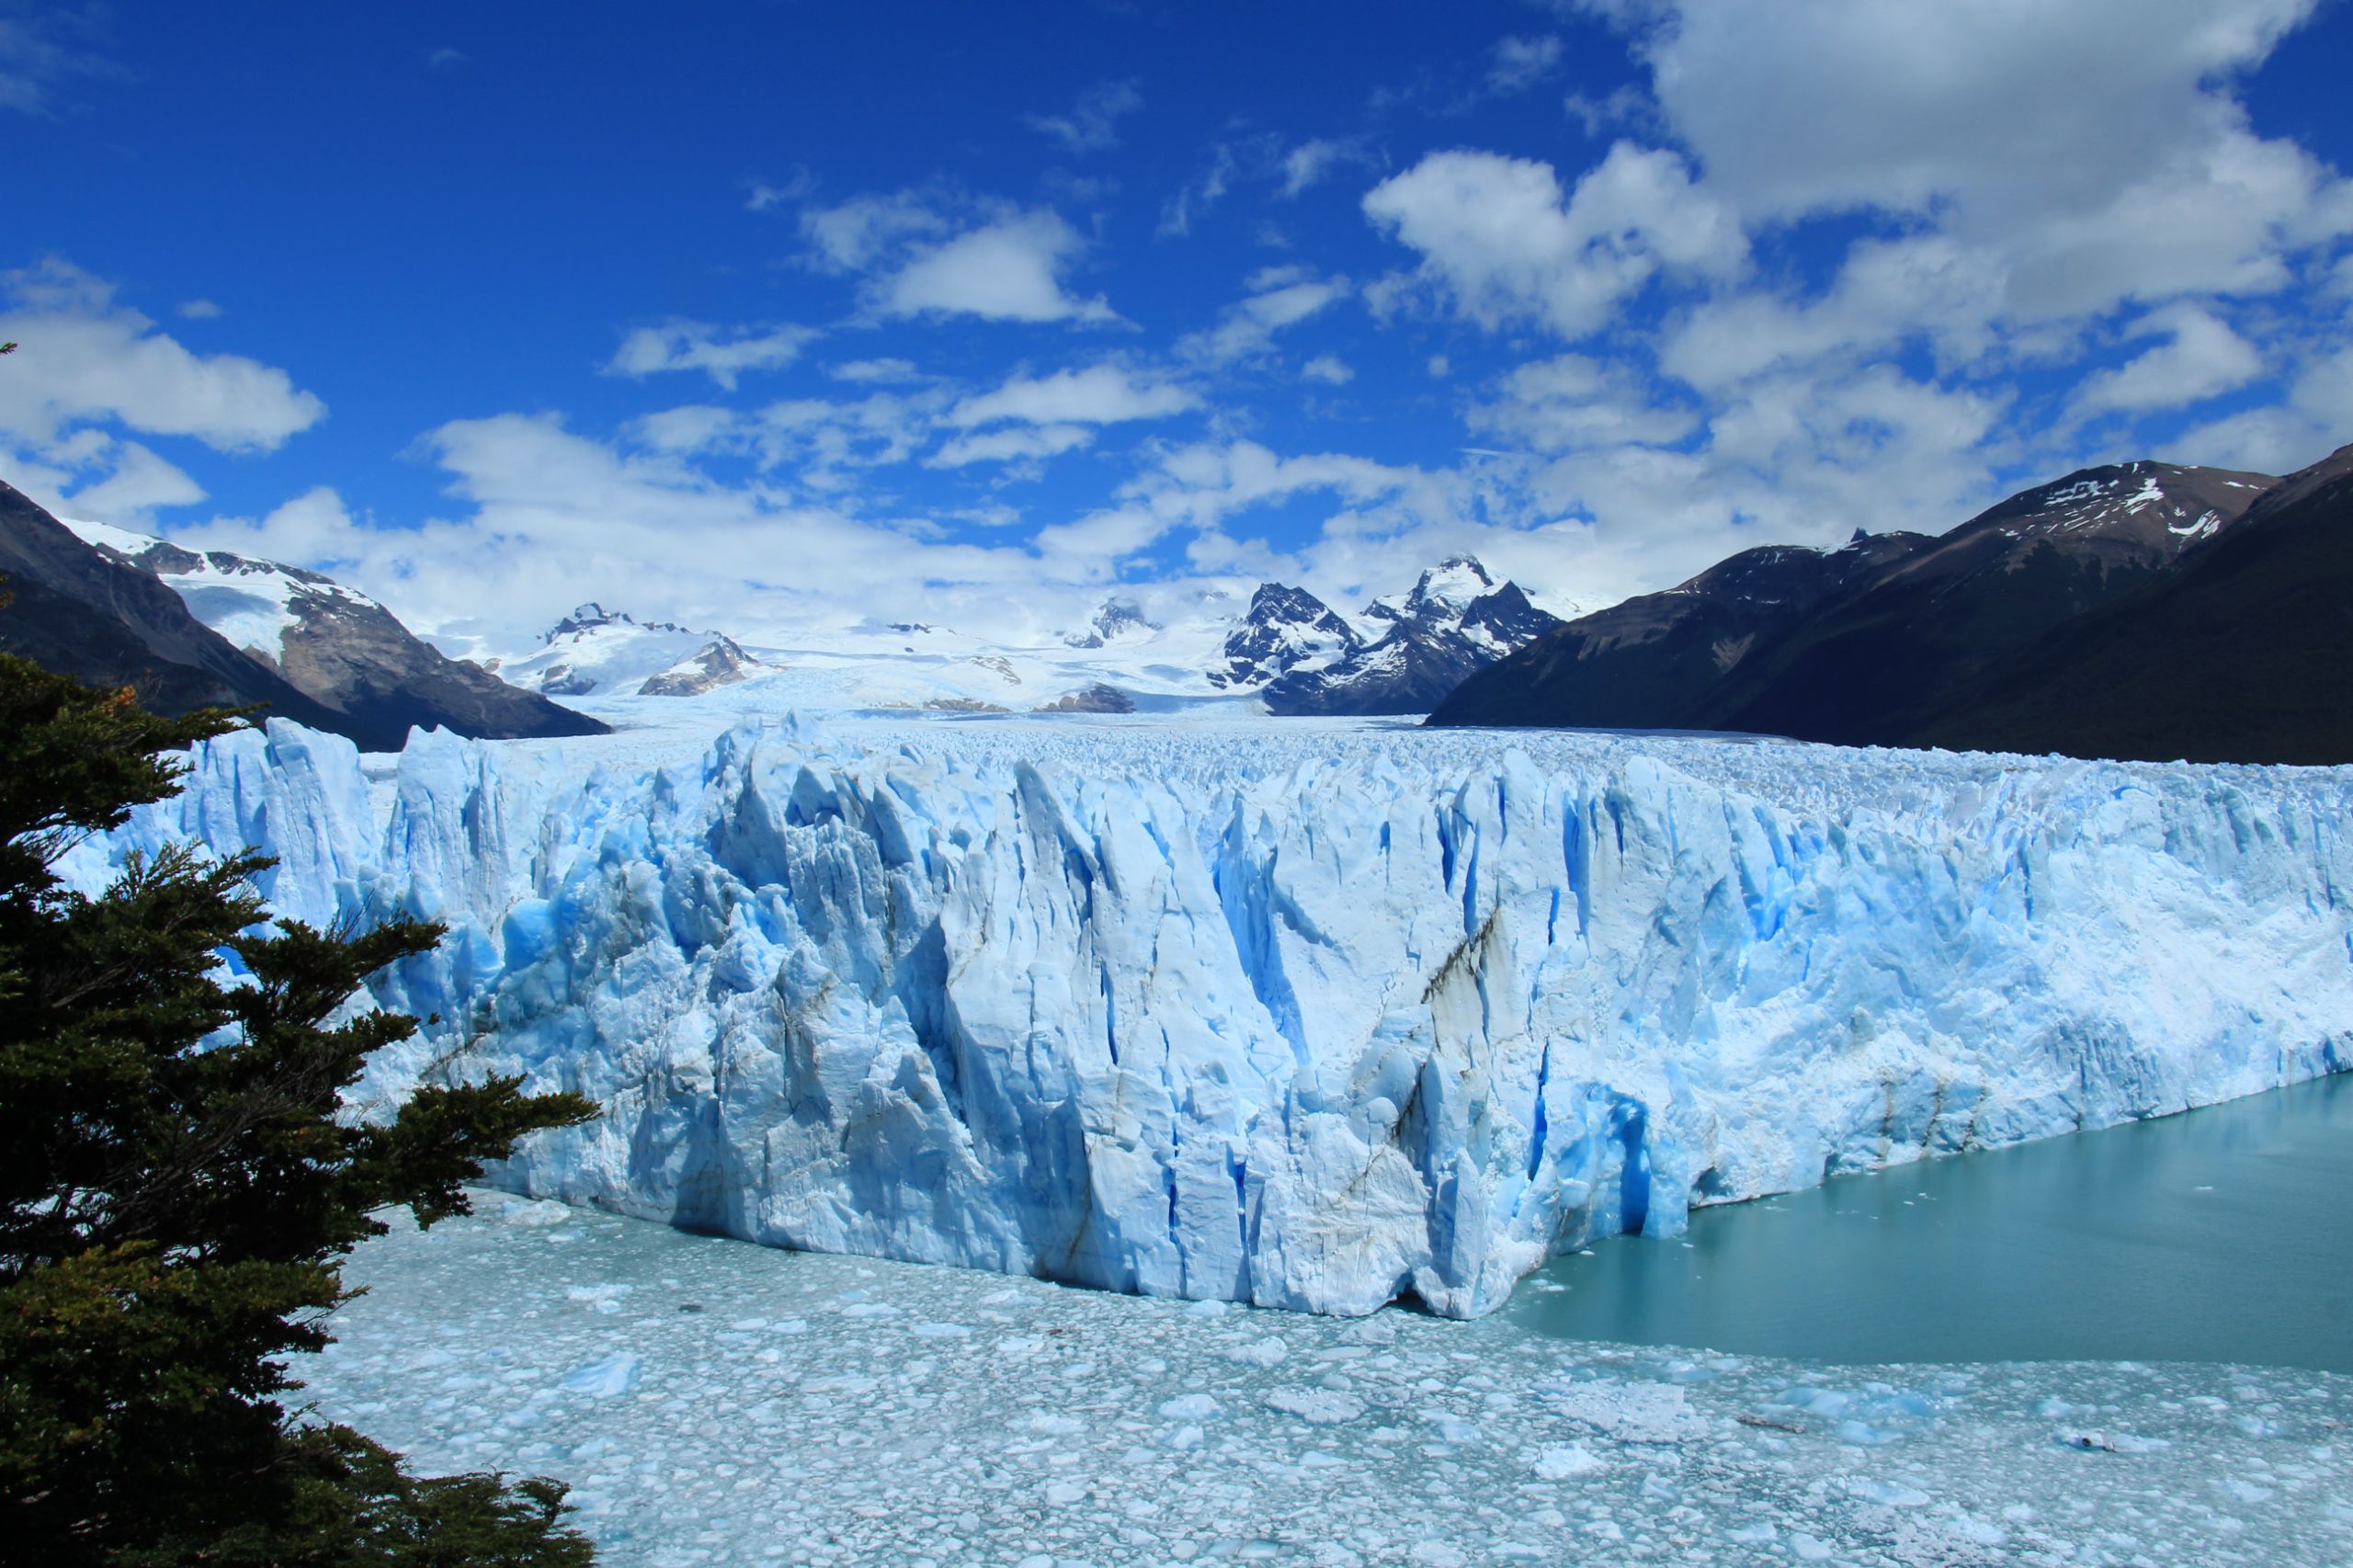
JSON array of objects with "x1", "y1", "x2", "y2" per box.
[
  {"x1": 73, "y1": 706, "x2": 2353, "y2": 1318},
  {"x1": 294, "y1": 1188, "x2": 2353, "y2": 1568}
]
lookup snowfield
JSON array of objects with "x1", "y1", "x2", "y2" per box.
[{"x1": 71, "y1": 700, "x2": 2353, "y2": 1317}]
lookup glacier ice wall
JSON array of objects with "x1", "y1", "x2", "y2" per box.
[{"x1": 71, "y1": 716, "x2": 2353, "y2": 1316}]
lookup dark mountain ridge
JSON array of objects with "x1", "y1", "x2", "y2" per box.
[{"x1": 1428, "y1": 460, "x2": 2288, "y2": 751}]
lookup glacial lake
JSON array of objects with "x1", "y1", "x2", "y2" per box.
[{"x1": 1507, "y1": 1069, "x2": 2353, "y2": 1372}]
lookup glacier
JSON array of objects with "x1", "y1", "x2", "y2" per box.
[{"x1": 68, "y1": 710, "x2": 2353, "y2": 1317}]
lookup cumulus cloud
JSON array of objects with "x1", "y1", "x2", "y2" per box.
[
  {"x1": 949, "y1": 363, "x2": 1198, "y2": 426},
  {"x1": 1468, "y1": 354, "x2": 1697, "y2": 453},
  {"x1": 605, "y1": 320, "x2": 819, "y2": 390},
  {"x1": 1364, "y1": 142, "x2": 1744, "y2": 338},
  {"x1": 0, "y1": 259, "x2": 325, "y2": 456},
  {"x1": 1596, "y1": 0, "x2": 2350, "y2": 321},
  {"x1": 1025, "y1": 78, "x2": 1142, "y2": 153},
  {"x1": 883, "y1": 210, "x2": 1118, "y2": 324},
  {"x1": 2074, "y1": 305, "x2": 2265, "y2": 416},
  {"x1": 1300, "y1": 355, "x2": 1353, "y2": 385}
]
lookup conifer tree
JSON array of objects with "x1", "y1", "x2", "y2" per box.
[{"x1": 0, "y1": 650, "x2": 600, "y2": 1564}]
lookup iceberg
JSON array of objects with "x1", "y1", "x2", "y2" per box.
[{"x1": 70, "y1": 713, "x2": 2353, "y2": 1317}]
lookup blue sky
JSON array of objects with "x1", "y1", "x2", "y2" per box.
[{"x1": 4, "y1": 1, "x2": 2349, "y2": 643}]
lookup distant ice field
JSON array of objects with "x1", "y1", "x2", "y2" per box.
[{"x1": 74, "y1": 695, "x2": 2353, "y2": 1317}]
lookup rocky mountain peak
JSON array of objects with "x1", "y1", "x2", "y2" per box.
[
  {"x1": 1063, "y1": 598, "x2": 1162, "y2": 650},
  {"x1": 1207, "y1": 582, "x2": 1359, "y2": 690}
]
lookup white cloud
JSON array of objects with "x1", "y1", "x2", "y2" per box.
[
  {"x1": 928, "y1": 424, "x2": 1095, "y2": 467},
  {"x1": 47, "y1": 439, "x2": 205, "y2": 525},
  {"x1": 170, "y1": 410, "x2": 1143, "y2": 644},
  {"x1": 745, "y1": 168, "x2": 814, "y2": 213},
  {"x1": 1160, "y1": 145, "x2": 1239, "y2": 238},
  {"x1": 2171, "y1": 331, "x2": 2352, "y2": 473},
  {"x1": 1301, "y1": 355, "x2": 1353, "y2": 385},
  {"x1": 0, "y1": 8, "x2": 118, "y2": 114},
  {"x1": 1601, "y1": 0, "x2": 2349, "y2": 319},
  {"x1": 1278, "y1": 140, "x2": 1351, "y2": 199},
  {"x1": 801, "y1": 191, "x2": 951, "y2": 271},
  {"x1": 1364, "y1": 142, "x2": 1744, "y2": 339},
  {"x1": 1177, "y1": 268, "x2": 1350, "y2": 365},
  {"x1": 828, "y1": 358, "x2": 923, "y2": 384},
  {"x1": 1488, "y1": 34, "x2": 1563, "y2": 94},
  {"x1": 1025, "y1": 79, "x2": 1142, "y2": 153},
  {"x1": 882, "y1": 210, "x2": 1118, "y2": 324},
  {"x1": 0, "y1": 258, "x2": 325, "y2": 452},
  {"x1": 949, "y1": 363, "x2": 1198, "y2": 426},
  {"x1": 2074, "y1": 306, "x2": 2265, "y2": 416},
  {"x1": 1469, "y1": 354, "x2": 1697, "y2": 452},
  {"x1": 605, "y1": 320, "x2": 819, "y2": 390},
  {"x1": 1658, "y1": 233, "x2": 2006, "y2": 392},
  {"x1": 426, "y1": 47, "x2": 467, "y2": 71},
  {"x1": 176, "y1": 298, "x2": 223, "y2": 320}
]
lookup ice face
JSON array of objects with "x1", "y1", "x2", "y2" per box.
[
  {"x1": 291, "y1": 1192, "x2": 2353, "y2": 1568},
  {"x1": 73, "y1": 713, "x2": 2353, "y2": 1317}
]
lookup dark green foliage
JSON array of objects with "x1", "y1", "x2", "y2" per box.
[{"x1": 0, "y1": 653, "x2": 599, "y2": 1563}]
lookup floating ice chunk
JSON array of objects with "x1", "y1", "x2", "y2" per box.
[
  {"x1": 1226, "y1": 1335, "x2": 1288, "y2": 1369},
  {"x1": 1529, "y1": 1443, "x2": 1604, "y2": 1480},
  {"x1": 559, "y1": 1354, "x2": 640, "y2": 1397},
  {"x1": 1158, "y1": 1393, "x2": 1222, "y2": 1421},
  {"x1": 499, "y1": 1199, "x2": 574, "y2": 1227},
  {"x1": 1265, "y1": 1387, "x2": 1365, "y2": 1424},
  {"x1": 1550, "y1": 1381, "x2": 1711, "y2": 1443},
  {"x1": 1847, "y1": 1477, "x2": 1931, "y2": 1507},
  {"x1": 2222, "y1": 1478, "x2": 2277, "y2": 1504},
  {"x1": 911, "y1": 1321, "x2": 972, "y2": 1338}
]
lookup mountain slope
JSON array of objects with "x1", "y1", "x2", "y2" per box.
[
  {"x1": 63, "y1": 516, "x2": 607, "y2": 749},
  {"x1": 1429, "y1": 461, "x2": 2276, "y2": 740},
  {"x1": 1913, "y1": 443, "x2": 2353, "y2": 765},
  {"x1": 0, "y1": 481, "x2": 352, "y2": 731}
]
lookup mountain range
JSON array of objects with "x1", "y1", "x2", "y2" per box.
[
  {"x1": 1428, "y1": 452, "x2": 2353, "y2": 765},
  {"x1": 0, "y1": 481, "x2": 606, "y2": 751},
  {"x1": 1208, "y1": 557, "x2": 1564, "y2": 715}
]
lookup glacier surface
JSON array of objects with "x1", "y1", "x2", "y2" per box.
[{"x1": 72, "y1": 711, "x2": 2353, "y2": 1317}]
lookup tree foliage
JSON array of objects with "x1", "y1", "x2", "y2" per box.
[{"x1": 0, "y1": 653, "x2": 600, "y2": 1563}]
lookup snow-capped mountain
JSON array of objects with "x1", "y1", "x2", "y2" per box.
[
  {"x1": 49, "y1": 511, "x2": 606, "y2": 749},
  {"x1": 1062, "y1": 598, "x2": 1161, "y2": 649},
  {"x1": 494, "y1": 604, "x2": 766, "y2": 699},
  {"x1": 1432, "y1": 460, "x2": 2282, "y2": 746},
  {"x1": 1207, "y1": 583, "x2": 1362, "y2": 689},
  {"x1": 1263, "y1": 556, "x2": 1564, "y2": 716}
]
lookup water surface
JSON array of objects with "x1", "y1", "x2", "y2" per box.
[{"x1": 1508, "y1": 1071, "x2": 2353, "y2": 1370}]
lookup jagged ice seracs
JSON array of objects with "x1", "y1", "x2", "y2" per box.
[{"x1": 65, "y1": 712, "x2": 2353, "y2": 1317}]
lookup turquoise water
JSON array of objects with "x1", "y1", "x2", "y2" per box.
[{"x1": 1506, "y1": 1070, "x2": 2353, "y2": 1371}]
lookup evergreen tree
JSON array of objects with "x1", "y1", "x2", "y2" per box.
[{"x1": 0, "y1": 650, "x2": 600, "y2": 1564}]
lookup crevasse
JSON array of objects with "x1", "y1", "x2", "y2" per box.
[{"x1": 70, "y1": 715, "x2": 2353, "y2": 1317}]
